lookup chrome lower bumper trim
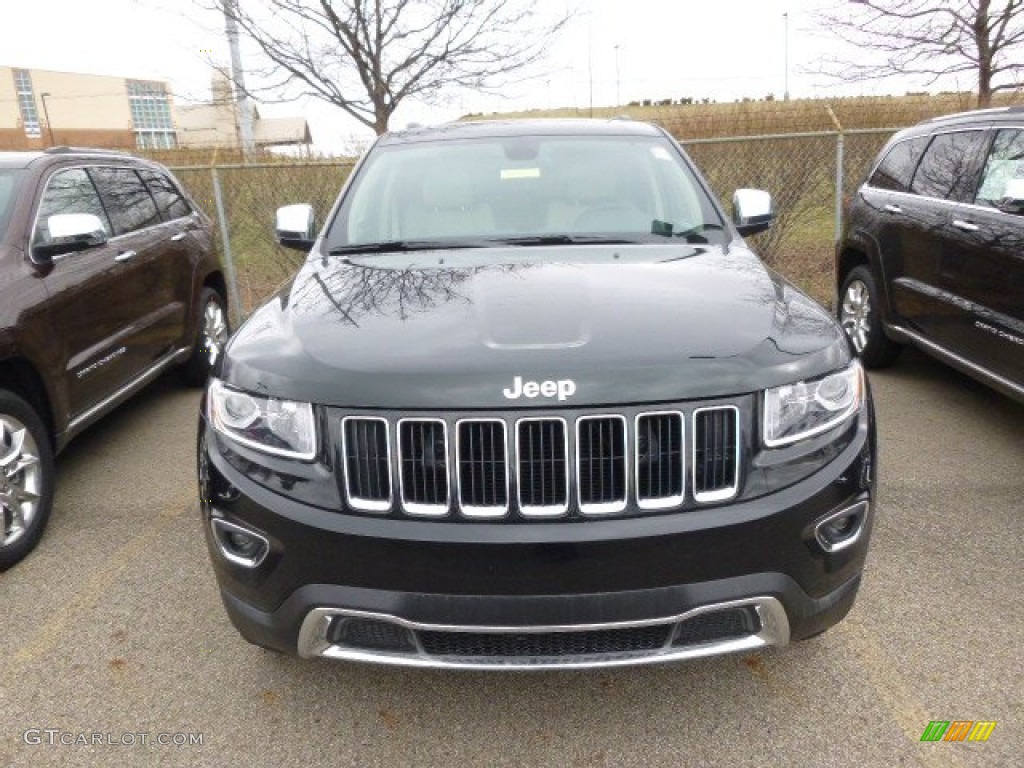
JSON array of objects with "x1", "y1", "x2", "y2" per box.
[
  {"x1": 296, "y1": 596, "x2": 790, "y2": 670},
  {"x1": 63, "y1": 346, "x2": 192, "y2": 443},
  {"x1": 886, "y1": 324, "x2": 1024, "y2": 402}
]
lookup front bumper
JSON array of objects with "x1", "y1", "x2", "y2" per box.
[{"x1": 199, "y1": 407, "x2": 875, "y2": 668}]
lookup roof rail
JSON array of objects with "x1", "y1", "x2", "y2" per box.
[
  {"x1": 926, "y1": 105, "x2": 1024, "y2": 123},
  {"x1": 43, "y1": 146, "x2": 131, "y2": 156}
]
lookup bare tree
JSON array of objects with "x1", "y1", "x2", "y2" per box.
[
  {"x1": 209, "y1": 0, "x2": 568, "y2": 134},
  {"x1": 814, "y1": 0, "x2": 1024, "y2": 107}
]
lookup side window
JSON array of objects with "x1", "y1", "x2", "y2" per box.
[
  {"x1": 32, "y1": 168, "x2": 111, "y2": 247},
  {"x1": 867, "y1": 137, "x2": 928, "y2": 192},
  {"x1": 88, "y1": 167, "x2": 162, "y2": 235},
  {"x1": 910, "y1": 131, "x2": 986, "y2": 201},
  {"x1": 140, "y1": 169, "x2": 192, "y2": 221},
  {"x1": 975, "y1": 128, "x2": 1024, "y2": 209}
]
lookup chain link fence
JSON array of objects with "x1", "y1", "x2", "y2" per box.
[
  {"x1": 167, "y1": 126, "x2": 897, "y2": 320},
  {"x1": 169, "y1": 161, "x2": 355, "y2": 320},
  {"x1": 679, "y1": 127, "x2": 896, "y2": 305}
]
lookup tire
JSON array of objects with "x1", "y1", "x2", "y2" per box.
[
  {"x1": 838, "y1": 266, "x2": 902, "y2": 368},
  {"x1": 182, "y1": 287, "x2": 230, "y2": 387},
  {"x1": 0, "y1": 389, "x2": 56, "y2": 571}
]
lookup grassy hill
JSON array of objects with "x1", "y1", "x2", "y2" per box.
[{"x1": 464, "y1": 92, "x2": 1022, "y2": 139}]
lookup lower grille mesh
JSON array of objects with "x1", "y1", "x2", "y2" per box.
[
  {"x1": 418, "y1": 625, "x2": 670, "y2": 658},
  {"x1": 672, "y1": 608, "x2": 757, "y2": 647}
]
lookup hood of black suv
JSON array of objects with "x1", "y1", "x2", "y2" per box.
[{"x1": 221, "y1": 243, "x2": 848, "y2": 407}]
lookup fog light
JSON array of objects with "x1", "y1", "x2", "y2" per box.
[
  {"x1": 211, "y1": 518, "x2": 270, "y2": 567},
  {"x1": 814, "y1": 500, "x2": 869, "y2": 553}
]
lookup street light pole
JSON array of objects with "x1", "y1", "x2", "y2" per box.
[
  {"x1": 39, "y1": 92, "x2": 55, "y2": 146},
  {"x1": 783, "y1": 12, "x2": 790, "y2": 101},
  {"x1": 588, "y1": 19, "x2": 594, "y2": 117},
  {"x1": 614, "y1": 44, "x2": 621, "y2": 106}
]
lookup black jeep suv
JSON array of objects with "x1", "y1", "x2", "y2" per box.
[
  {"x1": 1, "y1": 147, "x2": 228, "y2": 569},
  {"x1": 199, "y1": 119, "x2": 876, "y2": 669},
  {"x1": 837, "y1": 107, "x2": 1024, "y2": 402}
]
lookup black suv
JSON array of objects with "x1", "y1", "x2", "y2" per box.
[
  {"x1": 199, "y1": 119, "x2": 876, "y2": 669},
  {"x1": 837, "y1": 107, "x2": 1024, "y2": 401},
  {"x1": 0, "y1": 148, "x2": 228, "y2": 569}
]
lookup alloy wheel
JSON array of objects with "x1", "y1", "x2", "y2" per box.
[
  {"x1": 0, "y1": 415, "x2": 42, "y2": 549},
  {"x1": 840, "y1": 279, "x2": 871, "y2": 353},
  {"x1": 202, "y1": 299, "x2": 230, "y2": 365}
]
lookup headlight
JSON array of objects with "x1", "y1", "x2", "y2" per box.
[
  {"x1": 763, "y1": 361, "x2": 864, "y2": 447},
  {"x1": 208, "y1": 379, "x2": 317, "y2": 460}
]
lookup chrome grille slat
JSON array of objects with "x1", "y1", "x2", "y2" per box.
[
  {"x1": 516, "y1": 418, "x2": 569, "y2": 517},
  {"x1": 398, "y1": 418, "x2": 449, "y2": 516},
  {"x1": 577, "y1": 415, "x2": 627, "y2": 515},
  {"x1": 635, "y1": 411, "x2": 684, "y2": 509},
  {"x1": 341, "y1": 417, "x2": 392, "y2": 512},
  {"x1": 693, "y1": 406, "x2": 740, "y2": 502},
  {"x1": 457, "y1": 419, "x2": 509, "y2": 517}
]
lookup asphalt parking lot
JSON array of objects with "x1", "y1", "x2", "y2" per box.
[{"x1": 1, "y1": 348, "x2": 1021, "y2": 768}]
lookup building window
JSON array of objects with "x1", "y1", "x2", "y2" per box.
[
  {"x1": 13, "y1": 69, "x2": 41, "y2": 138},
  {"x1": 127, "y1": 80, "x2": 177, "y2": 149}
]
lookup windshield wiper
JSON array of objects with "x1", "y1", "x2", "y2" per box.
[
  {"x1": 486, "y1": 234, "x2": 646, "y2": 246},
  {"x1": 647, "y1": 222, "x2": 720, "y2": 243},
  {"x1": 327, "y1": 239, "x2": 489, "y2": 256}
]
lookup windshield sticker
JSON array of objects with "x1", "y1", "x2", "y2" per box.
[
  {"x1": 650, "y1": 146, "x2": 672, "y2": 161},
  {"x1": 500, "y1": 168, "x2": 541, "y2": 179}
]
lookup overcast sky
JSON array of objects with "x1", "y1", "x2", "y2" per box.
[{"x1": 4, "y1": 0, "x2": 986, "y2": 152}]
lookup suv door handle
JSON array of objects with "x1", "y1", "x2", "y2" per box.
[
  {"x1": 170, "y1": 232, "x2": 187, "y2": 242},
  {"x1": 114, "y1": 250, "x2": 137, "y2": 262},
  {"x1": 883, "y1": 204, "x2": 902, "y2": 214},
  {"x1": 951, "y1": 219, "x2": 979, "y2": 232}
]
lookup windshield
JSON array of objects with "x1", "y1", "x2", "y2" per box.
[
  {"x1": 327, "y1": 133, "x2": 725, "y2": 252},
  {"x1": 0, "y1": 170, "x2": 23, "y2": 241}
]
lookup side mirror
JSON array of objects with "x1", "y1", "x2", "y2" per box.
[
  {"x1": 33, "y1": 213, "x2": 109, "y2": 262},
  {"x1": 275, "y1": 204, "x2": 316, "y2": 252},
  {"x1": 997, "y1": 178, "x2": 1024, "y2": 215},
  {"x1": 732, "y1": 188, "x2": 775, "y2": 236}
]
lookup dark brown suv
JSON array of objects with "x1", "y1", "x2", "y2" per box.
[
  {"x1": 0, "y1": 147, "x2": 227, "y2": 569},
  {"x1": 836, "y1": 107, "x2": 1024, "y2": 402}
]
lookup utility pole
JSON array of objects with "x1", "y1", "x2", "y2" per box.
[
  {"x1": 783, "y1": 12, "x2": 790, "y2": 101},
  {"x1": 223, "y1": 0, "x2": 255, "y2": 158},
  {"x1": 588, "y1": 19, "x2": 594, "y2": 117}
]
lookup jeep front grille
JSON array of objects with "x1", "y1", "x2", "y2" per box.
[{"x1": 338, "y1": 404, "x2": 741, "y2": 518}]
